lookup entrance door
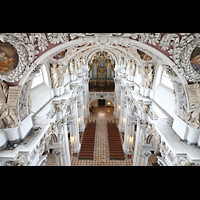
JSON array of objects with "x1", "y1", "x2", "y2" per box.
[{"x1": 98, "y1": 99, "x2": 105, "y2": 107}]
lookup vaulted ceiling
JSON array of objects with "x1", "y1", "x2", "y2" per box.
[{"x1": 0, "y1": 33, "x2": 200, "y2": 84}]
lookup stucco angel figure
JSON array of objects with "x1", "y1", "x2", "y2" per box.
[
  {"x1": 159, "y1": 141, "x2": 166, "y2": 156},
  {"x1": 13, "y1": 155, "x2": 26, "y2": 166},
  {"x1": 143, "y1": 104, "x2": 150, "y2": 114},
  {"x1": 0, "y1": 80, "x2": 8, "y2": 103},
  {"x1": 129, "y1": 59, "x2": 136, "y2": 76},
  {"x1": 50, "y1": 63, "x2": 59, "y2": 88},
  {"x1": 69, "y1": 59, "x2": 75, "y2": 75},
  {"x1": 179, "y1": 157, "x2": 191, "y2": 166},
  {"x1": 185, "y1": 103, "x2": 200, "y2": 129},
  {"x1": 0, "y1": 105, "x2": 20, "y2": 128},
  {"x1": 55, "y1": 103, "x2": 63, "y2": 112},
  {"x1": 50, "y1": 63, "x2": 64, "y2": 88},
  {"x1": 51, "y1": 122, "x2": 57, "y2": 134},
  {"x1": 146, "y1": 123, "x2": 155, "y2": 135},
  {"x1": 0, "y1": 81, "x2": 20, "y2": 129},
  {"x1": 140, "y1": 64, "x2": 154, "y2": 89}
]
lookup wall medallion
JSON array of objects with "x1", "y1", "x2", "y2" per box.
[
  {"x1": 0, "y1": 41, "x2": 19, "y2": 74},
  {"x1": 190, "y1": 47, "x2": 200, "y2": 74}
]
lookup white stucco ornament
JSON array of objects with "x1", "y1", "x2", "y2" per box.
[{"x1": 0, "y1": 33, "x2": 199, "y2": 83}]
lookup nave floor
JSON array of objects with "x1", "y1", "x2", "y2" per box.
[
  {"x1": 71, "y1": 107, "x2": 133, "y2": 166},
  {"x1": 46, "y1": 107, "x2": 157, "y2": 166},
  {"x1": 46, "y1": 107, "x2": 133, "y2": 166}
]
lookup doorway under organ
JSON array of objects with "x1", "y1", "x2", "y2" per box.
[{"x1": 89, "y1": 99, "x2": 114, "y2": 114}]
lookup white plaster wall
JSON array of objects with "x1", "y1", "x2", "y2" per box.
[
  {"x1": 30, "y1": 83, "x2": 52, "y2": 114},
  {"x1": 153, "y1": 84, "x2": 175, "y2": 119},
  {"x1": 64, "y1": 67, "x2": 70, "y2": 86}
]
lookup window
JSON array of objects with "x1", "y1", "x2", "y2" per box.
[
  {"x1": 31, "y1": 69, "x2": 44, "y2": 88},
  {"x1": 161, "y1": 70, "x2": 174, "y2": 90}
]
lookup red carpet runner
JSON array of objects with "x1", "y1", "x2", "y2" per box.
[
  {"x1": 107, "y1": 122, "x2": 125, "y2": 160},
  {"x1": 79, "y1": 122, "x2": 96, "y2": 160}
]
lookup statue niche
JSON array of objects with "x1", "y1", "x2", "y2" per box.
[
  {"x1": 50, "y1": 63, "x2": 64, "y2": 97},
  {"x1": 140, "y1": 64, "x2": 154, "y2": 89},
  {"x1": 0, "y1": 41, "x2": 19, "y2": 74},
  {"x1": 50, "y1": 63, "x2": 63, "y2": 88}
]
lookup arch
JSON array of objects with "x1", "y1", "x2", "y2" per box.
[
  {"x1": 16, "y1": 35, "x2": 191, "y2": 124},
  {"x1": 86, "y1": 48, "x2": 118, "y2": 66},
  {"x1": 89, "y1": 97, "x2": 115, "y2": 108},
  {"x1": 19, "y1": 36, "x2": 181, "y2": 87}
]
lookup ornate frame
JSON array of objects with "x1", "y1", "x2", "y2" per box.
[
  {"x1": 179, "y1": 38, "x2": 200, "y2": 82},
  {"x1": 0, "y1": 33, "x2": 35, "y2": 82},
  {"x1": 1, "y1": 33, "x2": 200, "y2": 83}
]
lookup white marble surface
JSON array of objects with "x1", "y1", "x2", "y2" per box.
[
  {"x1": 154, "y1": 119, "x2": 200, "y2": 163},
  {"x1": 0, "y1": 122, "x2": 50, "y2": 161},
  {"x1": 53, "y1": 89, "x2": 72, "y2": 101}
]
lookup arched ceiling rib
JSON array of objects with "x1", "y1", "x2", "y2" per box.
[
  {"x1": 1, "y1": 33, "x2": 200, "y2": 83},
  {"x1": 34, "y1": 34, "x2": 169, "y2": 67},
  {"x1": 47, "y1": 42, "x2": 158, "y2": 69}
]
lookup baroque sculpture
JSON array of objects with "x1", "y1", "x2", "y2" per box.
[
  {"x1": 0, "y1": 80, "x2": 20, "y2": 129},
  {"x1": 0, "y1": 33, "x2": 200, "y2": 166},
  {"x1": 50, "y1": 63, "x2": 64, "y2": 88},
  {"x1": 185, "y1": 103, "x2": 200, "y2": 129},
  {"x1": 69, "y1": 59, "x2": 75, "y2": 75},
  {"x1": 129, "y1": 59, "x2": 136, "y2": 76},
  {"x1": 140, "y1": 64, "x2": 154, "y2": 89}
]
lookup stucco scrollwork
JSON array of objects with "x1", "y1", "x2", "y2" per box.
[
  {"x1": 173, "y1": 81, "x2": 188, "y2": 120},
  {"x1": 0, "y1": 33, "x2": 35, "y2": 82},
  {"x1": 178, "y1": 38, "x2": 200, "y2": 82},
  {"x1": 1, "y1": 33, "x2": 200, "y2": 84}
]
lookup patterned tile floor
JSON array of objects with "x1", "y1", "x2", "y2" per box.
[
  {"x1": 71, "y1": 107, "x2": 133, "y2": 166},
  {"x1": 46, "y1": 107, "x2": 157, "y2": 166}
]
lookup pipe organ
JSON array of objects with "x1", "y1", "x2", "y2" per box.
[{"x1": 89, "y1": 51, "x2": 115, "y2": 92}]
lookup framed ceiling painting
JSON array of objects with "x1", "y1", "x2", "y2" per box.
[
  {"x1": 0, "y1": 34, "x2": 34, "y2": 82},
  {"x1": 190, "y1": 47, "x2": 200, "y2": 74},
  {"x1": 179, "y1": 38, "x2": 200, "y2": 82},
  {"x1": 0, "y1": 41, "x2": 19, "y2": 74}
]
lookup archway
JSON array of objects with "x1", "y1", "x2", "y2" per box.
[
  {"x1": 89, "y1": 99, "x2": 115, "y2": 118},
  {"x1": 14, "y1": 34, "x2": 188, "y2": 125}
]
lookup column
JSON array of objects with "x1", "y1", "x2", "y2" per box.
[
  {"x1": 118, "y1": 89, "x2": 127, "y2": 133},
  {"x1": 58, "y1": 123, "x2": 67, "y2": 165},
  {"x1": 123, "y1": 98, "x2": 133, "y2": 154},
  {"x1": 68, "y1": 96, "x2": 81, "y2": 154},
  {"x1": 123, "y1": 118, "x2": 137, "y2": 155},
  {"x1": 63, "y1": 117, "x2": 71, "y2": 166},
  {"x1": 83, "y1": 77, "x2": 90, "y2": 118},
  {"x1": 53, "y1": 101, "x2": 63, "y2": 145},
  {"x1": 68, "y1": 115, "x2": 81, "y2": 155},
  {"x1": 133, "y1": 120, "x2": 142, "y2": 166},
  {"x1": 133, "y1": 120, "x2": 148, "y2": 166},
  {"x1": 77, "y1": 88, "x2": 85, "y2": 132},
  {"x1": 114, "y1": 78, "x2": 121, "y2": 119},
  {"x1": 142, "y1": 101, "x2": 151, "y2": 122}
]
